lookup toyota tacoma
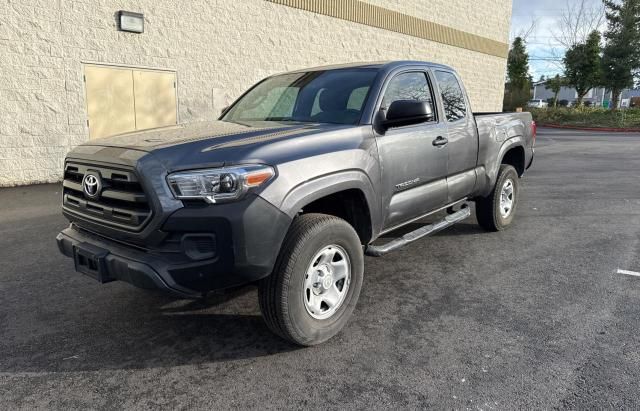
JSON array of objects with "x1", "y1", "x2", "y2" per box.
[{"x1": 56, "y1": 61, "x2": 535, "y2": 345}]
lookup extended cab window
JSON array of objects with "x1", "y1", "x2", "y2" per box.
[
  {"x1": 435, "y1": 71, "x2": 467, "y2": 122},
  {"x1": 223, "y1": 69, "x2": 377, "y2": 125},
  {"x1": 381, "y1": 72, "x2": 434, "y2": 112}
]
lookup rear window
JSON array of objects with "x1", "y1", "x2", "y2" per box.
[{"x1": 435, "y1": 71, "x2": 467, "y2": 122}]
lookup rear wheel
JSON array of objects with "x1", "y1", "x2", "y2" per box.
[
  {"x1": 475, "y1": 164, "x2": 519, "y2": 231},
  {"x1": 258, "y1": 213, "x2": 364, "y2": 346}
]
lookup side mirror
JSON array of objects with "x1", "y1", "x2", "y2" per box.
[{"x1": 383, "y1": 100, "x2": 434, "y2": 128}]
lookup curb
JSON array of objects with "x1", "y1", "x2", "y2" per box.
[{"x1": 539, "y1": 123, "x2": 640, "y2": 133}]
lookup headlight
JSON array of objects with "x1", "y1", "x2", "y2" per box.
[{"x1": 167, "y1": 165, "x2": 275, "y2": 204}]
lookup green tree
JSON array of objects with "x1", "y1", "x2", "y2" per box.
[
  {"x1": 564, "y1": 30, "x2": 602, "y2": 106},
  {"x1": 503, "y1": 37, "x2": 531, "y2": 111},
  {"x1": 507, "y1": 37, "x2": 530, "y2": 89},
  {"x1": 545, "y1": 74, "x2": 564, "y2": 107},
  {"x1": 601, "y1": 0, "x2": 640, "y2": 110}
]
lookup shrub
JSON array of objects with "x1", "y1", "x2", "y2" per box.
[{"x1": 529, "y1": 107, "x2": 640, "y2": 129}]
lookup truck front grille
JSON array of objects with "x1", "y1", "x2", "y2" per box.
[{"x1": 62, "y1": 162, "x2": 152, "y2": 231}]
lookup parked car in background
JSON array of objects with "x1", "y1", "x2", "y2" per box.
[
  {"x1": 528, "y1": 99, "x2": 548, "y2": 108},
  {"x1": 56, "y1": 61, "x2": 535, "y2": 345}
]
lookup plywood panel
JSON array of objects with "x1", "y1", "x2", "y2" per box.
[
  {"x1": 85, "y1": 65, "x2": 136, "y2": 139},
  {"x1": 133, "y1": 70, "x2": 177, "y2": 131}
]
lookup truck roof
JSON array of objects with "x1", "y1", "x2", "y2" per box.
[{"x1": 286, "y1": 60, "x2": 455, "y2": 74}]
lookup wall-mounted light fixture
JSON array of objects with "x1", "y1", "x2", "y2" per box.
[{"x1": 118, "y1": 11, "x2": 144, "y2": 33}]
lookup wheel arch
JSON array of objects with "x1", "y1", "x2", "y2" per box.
[
  {"x1": 500, "y1": 144, "x2": 526, "y2": 176},
  {"x1": 279, "y1": 171, "x2": 380, "y2": 244},
  {"x1": 492, "y1": 138, "x2": 526, "y2": 183},
  {"x1": 474, "y1": 137, "x2": 526, "y2": 199}
]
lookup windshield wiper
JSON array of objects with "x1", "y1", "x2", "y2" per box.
[
  {"x1": 263, "y1": 117, "x2": 295, "y2": 121},
  {"x1": 263, "y1": 117, "x2": 315, "y2": 123}
]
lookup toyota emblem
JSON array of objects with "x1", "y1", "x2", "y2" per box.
[{"x1": 82, "y1": 173, "x2": 102, "y2": 199}]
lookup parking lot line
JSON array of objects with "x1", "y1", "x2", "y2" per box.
[{"x1": 617, "y1": 269, "x2": 640, "y2": 277}]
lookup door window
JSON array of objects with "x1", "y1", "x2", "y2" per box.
[
  {"x1": 434, "y1": 71, "x2": 467, "y2": 122},
  {"x1": 381, "y1": 72, "x2": 434, "y2": 111}
]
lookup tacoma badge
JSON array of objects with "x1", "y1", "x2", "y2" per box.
[{"x1": 395, "y1": 177, "x2": 420, "y2": 191}]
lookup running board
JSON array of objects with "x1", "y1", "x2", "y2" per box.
[{"x1": 365, "y1": 205, "x2": 471, "y2": 257}]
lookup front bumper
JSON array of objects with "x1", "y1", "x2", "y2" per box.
[{"x1": 56, "y1": 194, "x2": 292, "y2": 298}]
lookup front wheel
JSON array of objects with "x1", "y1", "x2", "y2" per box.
[
  {"x1": 475, "y1": 164, "x2": 520, "y2": 231},
  {"x1": 258, "y1": 213, "x2": 364, "y2": 346}
]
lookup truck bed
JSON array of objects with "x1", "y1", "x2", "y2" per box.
[{"x1": 473, "y1": 111, "x2": 535, "y2": 196}]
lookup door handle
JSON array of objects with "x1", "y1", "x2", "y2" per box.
[{"x1": 432, "y1": 136, "x2": 448, "y2": 147}]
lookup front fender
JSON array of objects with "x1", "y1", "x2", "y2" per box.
[{"x1": 279, "y1": 170, "x2": 382, "y2": 237}]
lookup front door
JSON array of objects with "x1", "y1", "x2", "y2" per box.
[{"x1": 375, "y1": 70, "x2": 449, "y2": 230}]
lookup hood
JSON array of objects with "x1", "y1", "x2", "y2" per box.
[
  {"x1": 73, "y1": 120, "x2": 359, "y2": 172},
  {"x1": 82, "y1": 120, "x2": 318, "y2": 151}
]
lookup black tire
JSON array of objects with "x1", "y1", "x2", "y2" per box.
[
  {"x1": 258, "y1": 213, "x2": 364, "y2": 346},
  {"x1": 475, "y1": 164, "x2": 519, "y2": 231}
]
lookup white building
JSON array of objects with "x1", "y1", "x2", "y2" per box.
[
  {"x1": 0, "y1": 0, "x2": 514, "y2": 186},
  {"x1": 531, "y1": 80, "x2": 637, "y2": 108}
]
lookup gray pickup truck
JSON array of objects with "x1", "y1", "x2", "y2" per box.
[{"x1": 56, "y1": 61, "x2": 535, "y2": 345}]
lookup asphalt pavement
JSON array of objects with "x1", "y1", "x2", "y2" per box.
[{"x1": 1, "y1": 128, "x2": 639, "y2": 409}]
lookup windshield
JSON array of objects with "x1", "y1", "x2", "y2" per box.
[{"x1": 222, "y1": 69, "x2": 378, "y2": 125}]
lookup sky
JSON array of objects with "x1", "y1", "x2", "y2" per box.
[{"x1": 510, "y1": 0, "x2": 606, "y2": 80}]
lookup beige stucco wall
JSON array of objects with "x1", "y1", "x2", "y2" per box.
[{"x1": 0, "y1": 0, "x2": 511, "y2": 186}]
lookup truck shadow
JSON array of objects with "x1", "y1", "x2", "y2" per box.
[
  {"x1": 2, "y1": 203, "x2": 484, "y2": 375},
  {"x1": 2, "y1": 286, "x2": 300, "y2": 374}
]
